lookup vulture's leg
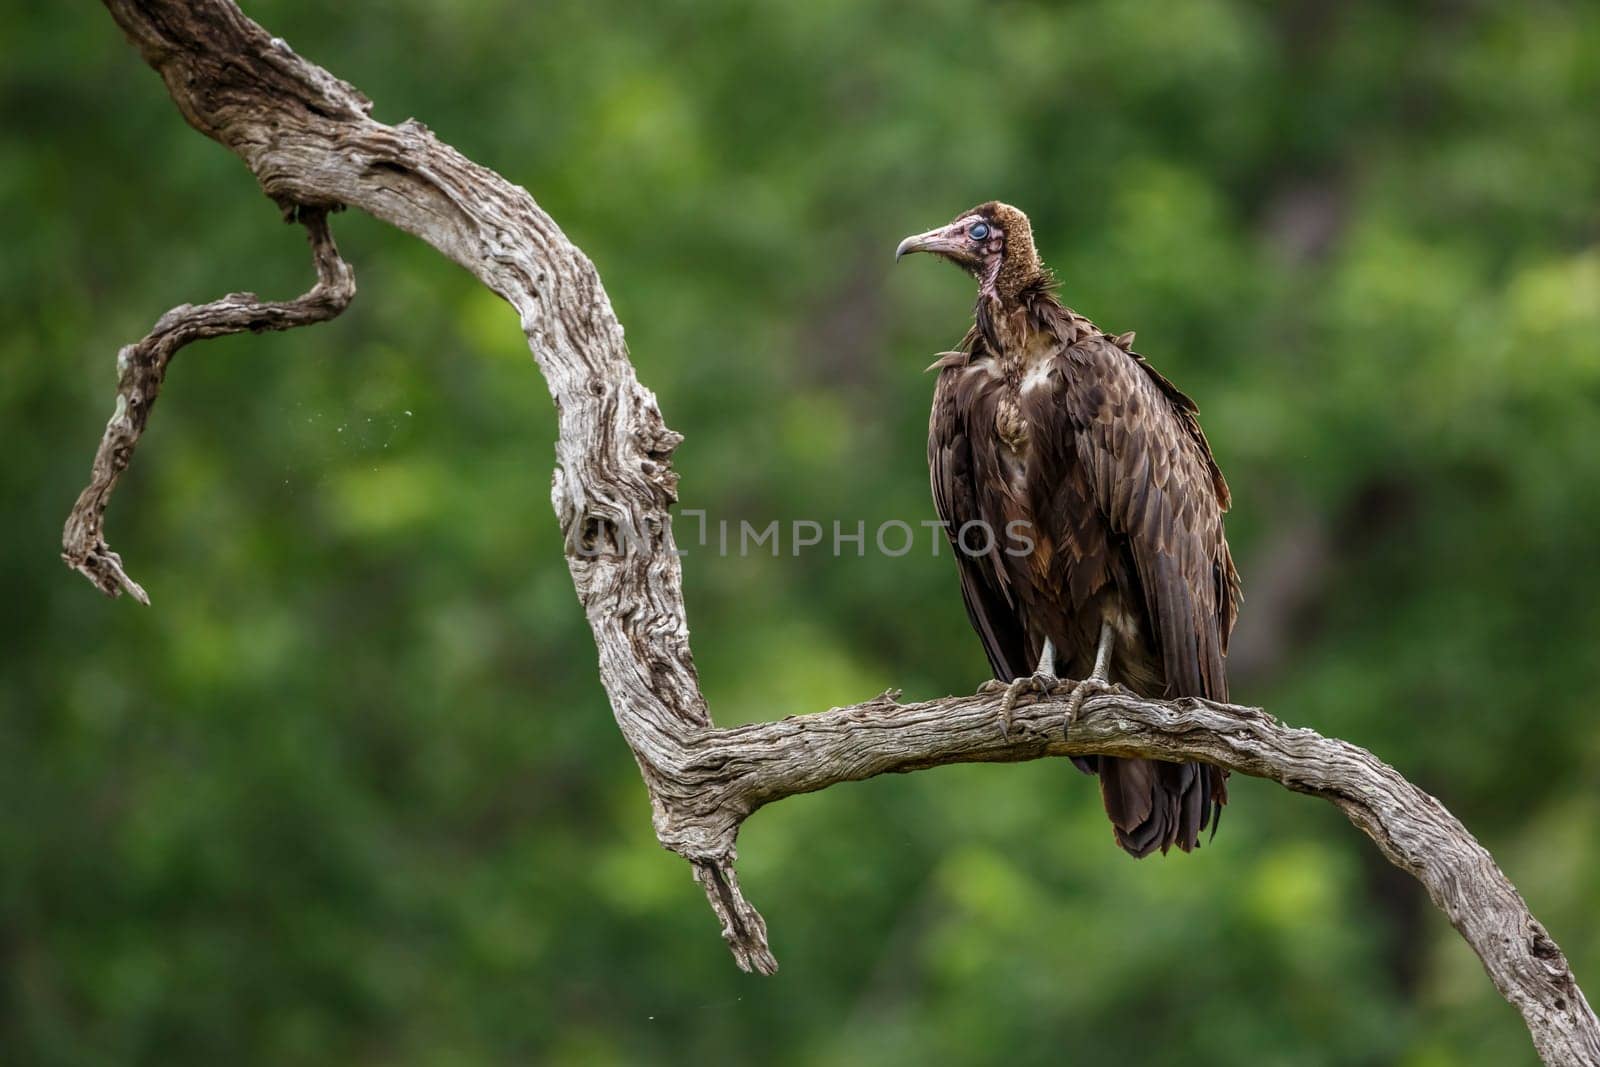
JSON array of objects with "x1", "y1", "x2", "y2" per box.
[
  {"x1": 1062, "y1": 621, "x2": 1115, "y2": 735},
  {"x1": 994, "y1": 639, "x2": 1059, "y2": 737}
]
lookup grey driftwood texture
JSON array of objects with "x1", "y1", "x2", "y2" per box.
[
  {"x1": 68, "y1": 2, "x2": 1597, "y2": 1062},
  {"x1": 63, "y1": 207, "x2": 355, "y2": 602}
]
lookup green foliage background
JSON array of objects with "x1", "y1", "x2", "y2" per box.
[{"x1": 4, "y1": 1, "x2": 1599, "y2": 1063}]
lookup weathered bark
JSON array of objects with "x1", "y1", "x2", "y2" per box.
[
  {"x1": 69, "y1": 2, "x2": 1597, "y2": 1062},
  {"x1": 63, "y1": 206, "x2": 354, "y2": 601}
]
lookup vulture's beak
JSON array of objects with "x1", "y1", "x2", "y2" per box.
[{"x1": 895, "y1": 225, "x2": 963, "y2": 262}]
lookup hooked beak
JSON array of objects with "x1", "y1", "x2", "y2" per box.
[{"x1": 895, "y1": 224, "x2": 965, "y2": 263}]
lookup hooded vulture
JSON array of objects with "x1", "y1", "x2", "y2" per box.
[{"x1": 897, "y1": 201, "x2": 1241, "y2": 857}]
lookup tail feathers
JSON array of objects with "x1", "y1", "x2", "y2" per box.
[{"x1": 1098, "y1": 757, "x2": 1226, "y2": 858}]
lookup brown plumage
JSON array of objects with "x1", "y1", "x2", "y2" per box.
[{"x1": 898, "y1": 201, "x2": 1241, "y2": 857}]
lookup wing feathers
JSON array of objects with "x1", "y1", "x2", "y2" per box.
[
  {"x1": 1060, "y1": 334, "x2": 1238, "y2": 703},
  {"x1": 929, "y1": 346, "x2": 1033, "y2": 682}
]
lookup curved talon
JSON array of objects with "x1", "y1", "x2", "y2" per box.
[
  {"x1": 998, "y1": 671, "x2": 1057, "y2": 737},
  {"x1": 1061, "y1": 677, "x2": 1112, "y2": 737}
]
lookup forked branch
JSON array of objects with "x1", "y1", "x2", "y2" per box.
[{"x1": 73, "y1": 2, "x2": 1598, "y2": 1062}]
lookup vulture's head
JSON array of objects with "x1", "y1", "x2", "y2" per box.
[{"x1": 895, "y1": 201, "x2": 1046, "y2": 303}]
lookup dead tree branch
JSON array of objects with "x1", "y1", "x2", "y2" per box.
[
  {"x1": 62, "y1": 206, "x2": 354, "y2": 601},
  {"x1": 73, "y1": 2, "x2": 1597, "y2": 1062}
]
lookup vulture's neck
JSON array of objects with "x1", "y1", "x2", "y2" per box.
[{"x1": 975, "y1": 282, "x2": 1091, "y2": 376}]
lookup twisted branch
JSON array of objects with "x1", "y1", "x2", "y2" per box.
[
  {"x1": 72, "y1": 2, "x2": 1598, "y2": 1062},
  {"x1": 62, "y1": 207, "x2": 354, "y2": 601}
]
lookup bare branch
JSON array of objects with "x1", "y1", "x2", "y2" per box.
[
  {"x1": 61, "y1": 207, "x2": 355, "y2": 601},
  {"x1": 78, "y1": 2, "x2": 1599, "y2": 1062},
  {"x1": 671, "y1": 685, "x2": 1600, "y2": 1063}
]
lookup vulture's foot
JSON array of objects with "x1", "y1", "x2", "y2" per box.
[
  {"x1": 1061, "y1": 677, "x2": 1112, "y2": 736},
  {"x1": 997, "y1": 671, "x2": 1058, "y2": 737},
  {"x1": 1062, "y1": 622, "x2": 1117, "y2": 737}
]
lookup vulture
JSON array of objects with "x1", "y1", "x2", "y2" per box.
[{"x1": 897, "y1": 201, "x2": 1241, "y2": 857}]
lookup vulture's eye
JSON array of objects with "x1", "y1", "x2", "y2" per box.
[{"x1": 969, "y1": 222, "x2": 990, "y2": 241}]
